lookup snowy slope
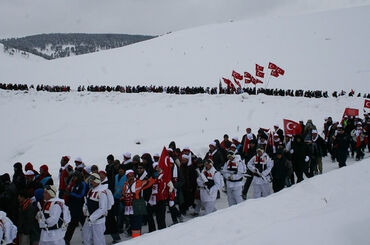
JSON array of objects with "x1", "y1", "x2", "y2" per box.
[
  {"x1": 121, "y1": 159, "x2": 370, "y2": 245},
  {"x1": 0, "y1": 43, "x2": 45, "y2": 62},
  {"x1": 0, "y1": 90, "x2": 366, "y2": 178},
  {"x1": 0, "y1": 6, "x2": 369, "y2": 91}
]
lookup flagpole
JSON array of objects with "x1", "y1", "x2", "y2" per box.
[{"x1": 266, "y1": 72, "x2": 271, "y2": 88}]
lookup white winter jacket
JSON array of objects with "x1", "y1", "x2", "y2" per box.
[
  {"x1": 196, "y1": 167, "x2": 222, "y2": 202},
  {"x1": 247, "y1": 153, "x2": 273, "y2": 185}
]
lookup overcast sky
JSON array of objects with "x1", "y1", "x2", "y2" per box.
[{"x1": 0, "y1": 0, "x2": 369, "y2": 38}]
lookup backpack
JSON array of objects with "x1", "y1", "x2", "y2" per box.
[
  {"x1": 54, "y1": 200, "x2": 71, "y2": 229},
  {"x1": 102, "y1": 189, "x2": 114, "y2": 211},
  {"x1": 0, "y1": 217, "x2": 17, "y2": 244}
]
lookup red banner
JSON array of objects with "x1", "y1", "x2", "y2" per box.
[
  {"x1": 342, "y1": 108, "x2": 359, "y2": 118},
  {"x1": 283, "y1": 119, "x2": 302, "y2": 135},
  {"x1": 364, "y1": 99, "x2": 370, "y2": 109}
]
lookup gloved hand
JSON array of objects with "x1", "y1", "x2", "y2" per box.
[
  {"x1": 305, "y1": 156, "x2": 310, "y2": 162},
  {"x1": 83, "y1": 204, "x2": 89, "y2": 217},
  {"x1": 39, "y1": 220, "x2": 47, "y2": 228},
  {"x1": 36, "y1": 211, "x2": 43, "y2": 221},
  {"x1": 169, "y1": 200, "x2": 175, "y2": 207},
  {"x1": 167, "y1": 181, "x2": 174, "y2": 193},
  {"x1": 290, "y1": 149, "x2": 294, "y2": 154}
]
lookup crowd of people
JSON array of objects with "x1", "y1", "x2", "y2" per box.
[
  {"x1": 1, "y1": 82, "x2": 370, "y2": 98},
  {"x1": 0, "y1": 112, "x2": 369, "y2": 245}
]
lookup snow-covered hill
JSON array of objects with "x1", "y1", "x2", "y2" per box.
[
  {"x1": 121, "y1": 158, "x2": 370, "y2": 245},
  {"x1": 0, "y1": 5, "x2": 369, "y2": 91},
  {"x1": 0, "y1": 90, "x2": 365, "y2": 177},
  {"x1": 0, "y1": 43, "x2": 44, "y2": 62}
]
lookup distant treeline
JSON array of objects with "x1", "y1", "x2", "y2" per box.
[{"x1": 0, "y1": 33, "x2": 156, "y2": 59}]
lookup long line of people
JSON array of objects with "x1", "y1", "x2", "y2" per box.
[
  {"x1": 1, "y1": 82, "x2": 369, "y2": 98},
  {"x1": 0, "y1": 113, "x2": 369, "y2": 244}
]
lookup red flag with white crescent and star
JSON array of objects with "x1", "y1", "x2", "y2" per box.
[
  {"x1": 364, "y1": 99, "x2": 370, "y2": 109},
  {"x1": 271, "y1": 70, "x2": 279, "y2": 77},
  {"x1": 256, "y1": 64, "x2": 264, "y2": 72},
  {"x1": 283, "y1": 119, "x2": 302, "y2": 135},
  {"x1": 232, "y1": 70, "x2": 243, "y2": 80},
  {"x1": 342, "y1": 108, "x2": 359, "y2": 119},
  {"x1": 158, "y1": 147, "x2": 173, "y2": 183},
  {"x1": 276, "y1": 67, "x2": 285, "y2": 76},
  {"x1": 256, "y1": 71, "x2": 265, "y2": 78},
  {"x1": 268, "y1": 62, "x2": 277, "y2": 70}
]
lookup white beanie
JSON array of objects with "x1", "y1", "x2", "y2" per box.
[
  {"x1": 45, "y1": 185, "x2": 58, "y2": 198},
  {"x1": 209, "y1": 141, "x2": 216, "y2": 147},
  {"x1": 125, "y1": 169, "x2": 134, "y2": 176},
  {"x1": 152, "y1": 162, "x2": 159, "y2": 169},
  {"x1": 123, "y1": 152, "x2": 131, "y2": 159},
  {"x1": 232, "y1": 136, "x2": 239, "y2": 141},
  {"x1": 25, "y1": 170, "x2": 35, "y2": 176},
  {"x1": 90, "y1": 173, "x2": 101, "y2": 184},
  {"x1": 312, "y1": 129, "x2": 318, "y2": 134},
  {"x1": 75, "y1": 157, "x2": 82, "y2": 163}
]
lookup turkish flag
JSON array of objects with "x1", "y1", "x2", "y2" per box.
[
  {"x1": 255, "y1": 78, "x2": 263, "y2": 84},
  {"x1": 276, "y1": 67, "x2": 285, "y2": 75},
  {"x1": 283, "y1": 119, "x2": 302, "y2": 135},
  {"x1": 245, "y1": 78, "x2": 252, "y2": 84},
  {"x1": 251, "y1": 76, "x2": 257, "y2": 85},
  {"x1": 364, "y1": 99, "x2": 370, "y2": 109},
  {"x1": 256, "y1": 71, "x2": 265, "y2": 78},
  {"x1": 158, "y1": 147, "x2": 173, "y2": 183},
  {"x1": 271, "y1": 70, "x2": 279, "y2": 77},
  {"x1": 342, "y1": 108, "x2": 359, "y2": 118},
  {"x1": 242, "y1": 137, "x2": 249, "y2": 153},
  {"x1": 232, "y1": 70, "x2": 243, "y2": 80},
  {"x1": 233, "y1": 78, "x2": 241, "y2": 88},
  {"x1": 256, "y1": 64, "x2": 264, "y2": 72},
  {"x1": 244, "y1": 72, "x2": 252, "y2": 79},
  {"x1": 268, "y1": 62, "x2": 277, "y2": 70},
  {"x1": 222, "y1": 77, "x2": 234, "y2": 89}
]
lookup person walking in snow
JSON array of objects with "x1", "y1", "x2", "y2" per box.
[
  {"x1": 333, "y1": 124, "x2": 350, "y2": 168},
  {"x1": 64, "y1": 171, "x2": 87, "y2": 244},
  {"x1": 37, "y1": 185, "x2": 70, "y2": 245},
  {"x1": 196, "y1": 159, "x2": 223, "y2": 215},
  {"x1": 222, "y1": 151, "x2": 245, "y2": 206},
  {"x1": 59, "y1": 156, "x2": 74, "y2": 200},
  {"x1": 247, "y1": 148, "x2": 273, "y2": 198},
  {"x1": 82, "y1": 173, "x2": 109, "y2": 245}
]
